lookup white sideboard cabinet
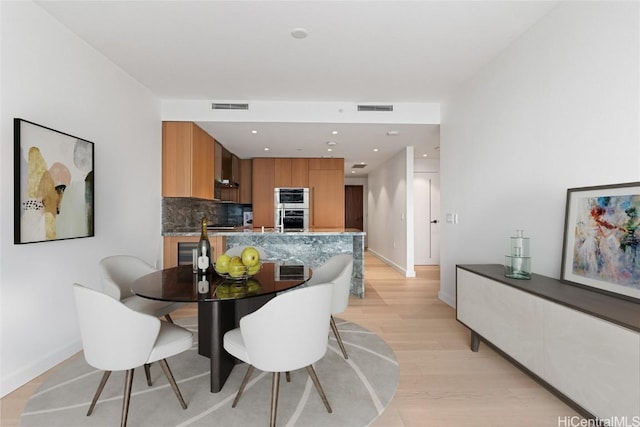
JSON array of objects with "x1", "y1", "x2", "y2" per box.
[{"x1": 456, "y1": 265, "x2": 640, "y2": 420}]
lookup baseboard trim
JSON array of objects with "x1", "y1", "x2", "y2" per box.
[
  {"x1": 438, "y1": 290, "x2": 456, "y2": 308},
  {"x1": 1, "y1": 339, "x2": 82, "y2": 398},
  {"x1": 367, "y1": 249, "x2": 414, "y2": 277}
]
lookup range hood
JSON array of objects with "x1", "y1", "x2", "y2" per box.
[{"x1": 215, "y1": 179, "x2": 239, "y2": 188}]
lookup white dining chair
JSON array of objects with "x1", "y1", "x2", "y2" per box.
[
  {"x1": 99, "y1": 255, "x2": 184, "y2": 323},
  {"x1": 307, "y1": 254, "x2": 354, "y2": 359},
  {"x1": 223, "y1": 283, "x2": 334, "y2": 427},
  {"x1": 72, "y1": 283, "x2": 193, "y2": 427}
]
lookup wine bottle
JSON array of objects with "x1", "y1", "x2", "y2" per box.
[{"x1": 196, "y1": 217, "x2": 212, "y2": 273}]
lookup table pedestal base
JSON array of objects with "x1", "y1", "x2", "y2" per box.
[{"x1": 198, "y1": 294, "x2": 275, "y2": 393}]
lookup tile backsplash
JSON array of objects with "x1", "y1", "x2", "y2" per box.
[{"x1": 162, "y1": 198, "x2": 250, "y2": 233}]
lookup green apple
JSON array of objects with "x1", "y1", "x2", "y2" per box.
[
  {"x1": 246, "y1": 279, "x2": 261, "y2": 295},
  {"x1": 216, "y1": 284, "x2": 231, "y2": 299},
  {"x1": 230, "y1": 284, "x2": 246, "y2": 297},
  {"x1": 241, "y1": 247, "x2": 261, "y2": 267},
  {"x1": 228, "y1": 256, "x2": 247, "y2": 278},
  {"x1": 247, "y1": 263, "x2": 261, "y2": 276},
  {"x1": 215, "y1": 254, "x2": 231, "y2": 274}
]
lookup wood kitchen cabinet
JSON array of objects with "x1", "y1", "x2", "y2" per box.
[
  {"x1": 252, "y1": 158, "x2": 275, "y2": 227},
  {"x1": 163, "y1": 235, "x2": 225, "y2": 269},
  {"x1": 309, "y1": 167, "x2": 345, "y2": 228},
  {"x1": 308, "y1": 158, "x2": 343, "y2": 171},
  {"x1": 231, "y1": 154, "x2": 239, "y2": 183},
  {"x1": 162, "y1": 121, "x2": 215, "y2": 200},
  {"x1": 239, "y1": 159, "x2": 252, "y2": 203},
  {"x1": 274, "y1": 158, "x2": 308, "y2": 187},
  {"x1": 252, "y1": 157, "x2": 344, "y2": 228},
  {"x1": 214, "y1": 141, "x2": 223, "y2": 182}
]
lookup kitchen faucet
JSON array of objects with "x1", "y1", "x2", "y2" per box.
[{"x1": 276, "y1": 203, "x2": 285, "y2": 232}]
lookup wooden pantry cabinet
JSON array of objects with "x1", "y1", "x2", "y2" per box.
[
  {"x1": 308, "y1": 158, "x2": 345, "y2": 228},
  {"x1": 163, "y1": 121, "x2": 215, "y2": 200},
  {"x1": 252, "y1": 158, "x2": 275, "y2": 228},
  {"x1": 252, "y1": 157, "x2": 345, "y2": 228}
]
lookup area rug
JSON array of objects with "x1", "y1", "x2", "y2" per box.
[{"x1": 21, "y1": 318, "x2": 399, "y2": 427}]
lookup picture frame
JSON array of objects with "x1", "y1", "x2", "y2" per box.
[
  {"x1": 561, "y1": 181, "x2": 640, "y2": 302},
  {"x1": 14, "y1": 118, "x2": 94, "y2": 244}
]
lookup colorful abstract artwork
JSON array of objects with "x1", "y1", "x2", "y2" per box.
[
  {"x1": 562, "y1": 182, "x2": 640, "y2": 301},
  {"x1": 14, "y1": 119, "x2": 94, "y2": 244}
]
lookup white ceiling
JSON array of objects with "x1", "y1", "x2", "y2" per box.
[{"x1": 36, "y1": 0, "x2": 558, "y2": 176}]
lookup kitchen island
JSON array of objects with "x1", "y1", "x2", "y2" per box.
[{"x1": 163, "y1": 228, "x2": 366, "y2": 297}]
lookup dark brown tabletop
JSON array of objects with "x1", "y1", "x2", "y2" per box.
[{"x1": 132, "y1": 262, "x2": 311, "y2": 303}]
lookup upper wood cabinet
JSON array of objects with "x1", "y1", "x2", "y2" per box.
[
  {"x1": 308, "y1": 158, "x2": 343, "y2": 170},
  {"x1": 231, "y1": 154, "x2": 240, "y2": 183},
  {"x1": 239, "y1": 159, "x2": 252, "y2": 203},
  {"x1": 214, "y1": 141, "x2": 223, "y2": 182},
  {"x1": 274, "y1": 158, "x2": 308, "y2": 187},
  {"x1": 162, "y1": 121, "x2": 215, "y2": 200},
  {"x1": 221, "y1": 146, "x2": 232, "y2": 181},
  {"x1": 252, "y1": 158, "x2": 275, "y2": 228}
]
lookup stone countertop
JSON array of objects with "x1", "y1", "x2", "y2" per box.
[{"x1": 164, "y1": 227, "x2": 366, "y2": 237}]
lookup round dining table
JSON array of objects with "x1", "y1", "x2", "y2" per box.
[{"x1": 132, "y1": 262, "x2": 311, "y2": 393}]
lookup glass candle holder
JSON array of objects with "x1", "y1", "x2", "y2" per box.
[{"x1": 504, "y1": 229, "x2": 531, "y2": 279}]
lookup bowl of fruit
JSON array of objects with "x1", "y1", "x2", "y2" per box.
[{"x1": 214, "y1": 246, "x2": 262, "y2": 281}]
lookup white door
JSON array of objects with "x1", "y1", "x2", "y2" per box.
[{"x1": 414, "y1": 172, "x2": 440, "y2": 265}]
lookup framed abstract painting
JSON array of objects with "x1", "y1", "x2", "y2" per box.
[
  {"x1": 14, "y1": 118, "x2": 94, "y2": 244},
  {"x1": 561, "y1": 182, "x2": 640, "y2": 302}
]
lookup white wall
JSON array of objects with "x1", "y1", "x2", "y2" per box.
[
  {"x1": 367, "y1": 147, "x2": 416, "y2": 276},
  {"x1": 439, "y1": 2, "x2": 640, "y2": 307},
  {"x1": 0, "y1": 2, "x2": 162, "y2": 396}
]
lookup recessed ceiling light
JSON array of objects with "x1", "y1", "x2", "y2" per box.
[
  {"x1": 351, "y1": 171, "x2": 356, "y2": 174},
  {"x1": 327, "y1": 148, "x2": 333, "y2": 152},
  {"x1": 331, "y1": 130, "x2": 338, "y2": 135},
  {"x1": 291, "y1": 28, "x2": 308, "y2": 39},
  {"x1": 326, "y1": 141, "x2": 337, "y2": 146},
  {"x1": 264, "y1": 147, "x2": 270, "y2": 151},
  {"x1": 386, "y1": 130, "x2": 399, "y2": 136},
  {"x1": 251, "y1": 130, "x2": 258, "y2": 134},
  {"x1": 423, "y1": 154, "x2": 428, "y2": 157},
  {"x1": 373, "y1": 148, "x2": 379, "y2": 152}
]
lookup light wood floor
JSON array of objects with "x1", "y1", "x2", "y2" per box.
[{"x1": 1, "y1": 252, "x2": 580, "y2": 426}]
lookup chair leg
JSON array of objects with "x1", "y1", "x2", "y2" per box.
[
  {"x1": 232, "y1": 365, "x2": 254, "y2": 408},
  {"x1": 305, "y1": 365, "x2": 332, "y2": 414},
  {"x1": 330, "y1": 315, "x2": 348, "y2": 359},
  {"x1": 270, "y1": 372, "x2": 281, "y2": 427},
  {"x1": 285, "y1": 371, "x2": 291, "y2": 382},
  {"x1": 121, "y1": 368, "x2": 135, "y2": 427},
  {"x1": 158, "y1": 359, "x2": 187, "y2": 410},
  {"x1": 144, "y1": 363, "x2": 152, "y2": 386},
  {"x1": 164, "y1": 314, "x2": 174, "y2": 323},
  {"x1": 87, "y1": 371, "x2": 111, "y2": 416}
]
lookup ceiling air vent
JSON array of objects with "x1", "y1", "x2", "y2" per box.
[
  {"x1": 357, "y1": 104, "x2": 393, "y2": 112},
  {"x1": 211, "y1": 103, "x2": 249, "y2": 110},
  {"x1": 352, "y1": 164, "x2": 367, "y2": 169}
]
